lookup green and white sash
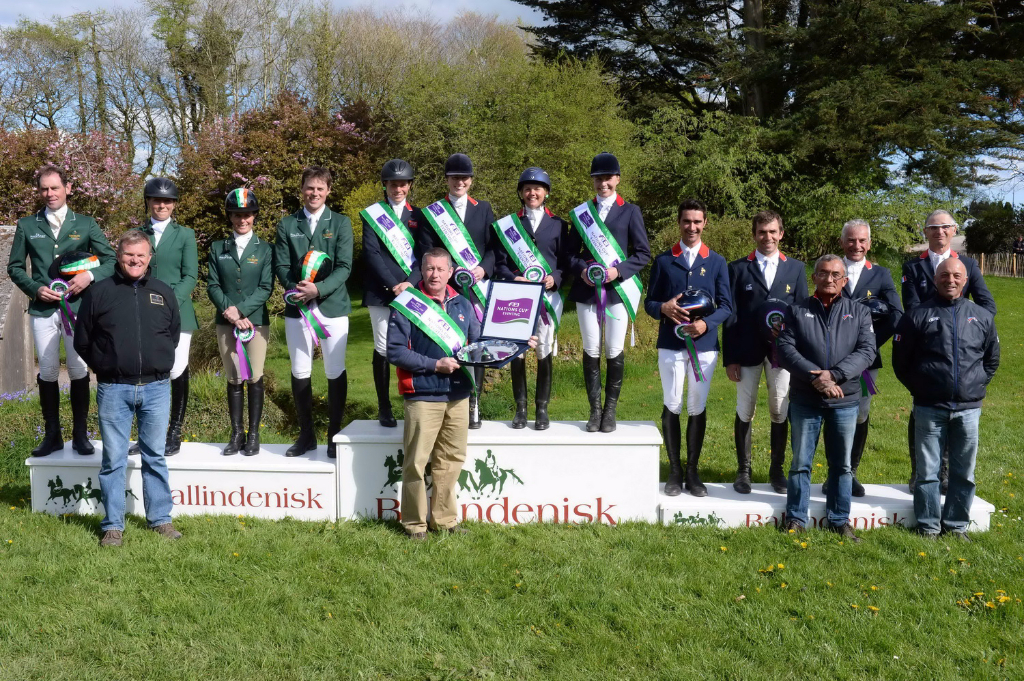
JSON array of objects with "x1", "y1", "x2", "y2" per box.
[
  {"x1": 360, "y1": 201, "x2": 415, "y2": 276},
  {"x1": 569, "y1": 200, "x2": 643, "y2": 321},
  {"x1": 389, "y1": 288, "x2": 475, "y2": 391},
  {"x1": 492, "y1": 213, "x2": 563, "y2": 331},
  {"x1": 421, "y1": 199, "x2": 489, "y2": 306}
]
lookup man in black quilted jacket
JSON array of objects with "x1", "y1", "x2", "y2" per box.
[{"x1": 893, "y1": 258, "x2": 999, "y2": 541}]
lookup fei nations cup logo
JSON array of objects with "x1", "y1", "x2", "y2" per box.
[
  {"x1": 381, "y1": 448, "x2": 523, "y2": 500},
  {"x1": 491, "y1": 298, "x2": 533, "y2": 325}
]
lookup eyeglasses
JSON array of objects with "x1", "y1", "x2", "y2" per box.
[
  {"x1": 814, "y1": 271, "x2": 847, "y2": 281},
  {"x1": 925, "y1": 223, "x2": 956, "y2": 231}
]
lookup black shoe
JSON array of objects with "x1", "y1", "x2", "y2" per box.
[
  {"x1": 511, "y1": 357, "x2": 527, "y2": 429},
  {"x1": 769, "y1": 420, "x2": 788, "y2": 494},
  {"x1": 600, "y1": 353, "x2": 624, "y2": 433},
  {"x1": 372, "y1": 351, "x2": 397, "y2": 428},
  {"x1": 534, "y1": 354, "x2": 552, "y2": 430},
  {"x1": 583, "y1": 354, "x2": 602, "y2": 432},
  {"x1": 940, "y1": 528, "x2": 971, "y2": 542},
  {"x1": 850, "y1": 418, "x2": 868, "y2": 497},
  {"x1": 69, "y1": 377, "x2": 94, "y2": 455},
  {"x1": 326, "y1": 372, "x2": 347, "y2": 459},
  {"x1": 826, "y1": 523, "x2": 862, "y2": 543},
  {"x1": 222, "y1": 383, "x2": 246, "y2": 456},
  {"x1": 685, "y1": 411, "x2": 708, "y2": 497},
  {"x1": 243, "y1": 378, "x2": 264, "y2": 456},
  {"x1": 286, "y1": 376, "x2": 317, "y2": 457},
  {"x1": 661, "y1": 407, "x2": 683, "y2": 496},
  {"x1": 733, "y1": 415, "x2": 752, "y2": 494},
  {"x1": 164, "y1": 368, "x2": 190, "y2": 456},
  {"x1": 31, "y1": 375, "x2": 63, "y2": 457},
  {"x1": 468, "y1": 367, "x2": 483, "y2": 429}
]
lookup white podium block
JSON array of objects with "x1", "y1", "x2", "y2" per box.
[
  {"x1": 27, "y1": 442, "x2": 337, "y2": 521},
  {"x1": 334, "y1": 420, "x2": 661, "y2": 525},
  {"x1": 659, "y1": 482, "x2": 996, "y2": 531}
]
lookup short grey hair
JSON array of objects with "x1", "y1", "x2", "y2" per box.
[
  {"x1": 421, "y1": 246, "x2": 452, "y2": 268},
  {"x1": 117, "y1": 229, "x2": 152, "y2": 255},
  {"x1": 841, "y1": 219, "x2": 871, "y2": 240},
  {"x1": 814, "y1": 253, "x2": 846, "y2": 275},
  {"x1": 925, "y1": 209, "x2": 957, "y2": 226}
]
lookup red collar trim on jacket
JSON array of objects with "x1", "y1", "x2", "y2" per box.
[
  {"x1": 865, "y1": 259, "x2": 872, "y2": 269},
  {"x1": 672, "y1": 242, "x2": 710, "y2": 259},
  {"x1": 920, "y1": 249, "x2": 959, "y2": 260},
  {"x1": 747, "y1": 250, "x2": 788, "y2": 262},
  {"x1": 418, "y1": 282, "x2": 458, "y2": 304},
  {"x1": 593, "y1": 195, "x2": 625, "y2": 207},
  {"x1": 445, "y1": 195, "x2": 478, "y2": 207},
  {"x1": 405, "y1": 201, "x2": 413, "y2": 211},
  {"x1": 813, "y1": 290, "x2": 840, "y2": 309},
  {"x1": 517, "y1": 207, "x2": 555, "y2": 219}
]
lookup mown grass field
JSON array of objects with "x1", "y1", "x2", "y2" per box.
[{"x1": 1, "y1": 277, "x2": 1022, "y2": 679}]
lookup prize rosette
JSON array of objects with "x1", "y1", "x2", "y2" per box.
[
  {"x1": 672, "y1": 288, "x2": 716, "y2": 382},
  {"x1": 453, "y1": 266, "x2": 484, "y2": 321},
  {"x1": 284, "y1": 285, "x2": 330, "y2": 347},
  {"x1": 757, "y1": 298, "x2": 789, "y2": 369},
  {"x1": 233, "y1": 327, "x2": 256, "y2": 381},
  {"x1": 523, "y1": 265, "x2": 545, "y2": 283},
  {"x1": 47, "y1": 251, "x2": 100, "y2": 335},
  {"x1": 586, "y1": 263, "x2": 609, "y2": 326}
]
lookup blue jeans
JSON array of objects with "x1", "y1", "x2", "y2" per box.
[
  {"x1": 914, "y1": 405, "x2": 980, "y2": 534},
  {"x1": 786, "y1": 402, "x2": 858, "y2": 528},
  {"x1": 97, "y1": 380, "x2": 173, "y2": 531}
]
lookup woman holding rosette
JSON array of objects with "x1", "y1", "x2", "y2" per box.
[
  {"x1": 361, "y1": 159, "x2": 420, "y2": 428},
  {"x1": 414, "y1": 153, "x2": 496, "y2": 429},
  {"x1": 274, "y1": 166, "x2": 354, "y2": 458},
  {"x1": 207, "y1": 188, "x2": 274, "y2": 455},
  {"x1": 493, "y1": 167, "x2": 568, "y2": 430},
  {"x1": 566, "y1": 153, "x2": 651, "y2": 433},
  {"x1": 644, "y1": 199, "x2": 732, "y2": 496}
]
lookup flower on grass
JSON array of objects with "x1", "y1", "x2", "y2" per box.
[
  {"x1": 233, "y1": 552, "x2": 239, "y2": 557},
  {"x1": 778, "y1": 563, "x2": 785, "y2": 569},
  {"x1": 870, "y1": 586, "x2": 879, "y2": 591},
  {"x1": 799, "y1": 542, "x2": 808, "y2": 549},
  {"x1": 986, "y1": 601, "x2": 997, "y2": 609},
  {"x1": 918, "y1": 552, "x2": 927, "y2": 557},
  {"x1": 720, "y1": 546, "x2": 727, "y2": 552},
  {"x1": 327, "y1": 612, "x2": 333, "y2": 619},
  {"x1": 780, "y1": 582, "x2": 788, "y2": 589},
  {"x1": 867, "y1": 606, "x2": 879, "y2": 613},
  {"x1": 850, "y1": 603, "x2": 859, "y2": 609}
]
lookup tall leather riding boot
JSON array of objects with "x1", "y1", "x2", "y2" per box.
[
  {"x1": 685, "y1": 411, "x2": 708, "y2": 497},
  {"x1": 534, "y1": 354, "x2": 552, "y2": 430},
  {"x1": 850, "y1": 418, "x2": 869, "y2": 497},
  {"x1": 583, "y1": 354, "x2": 603, "y2": 432},
  {"x1": 164, "y1": 368, "x2": 189, "y2": 456},
  {"x1": 69, "y1": 376, "x2": 95, "y2": 455},
  {"x1": 373, "y1": 351, "x2": 397, "y2": 428},
  {"x1": 286, "y1": 376, "x2": 316, "y2": 457},
  {"x1": 600, "y1": 353, "x2": 625, "y2": 433},
  {"x1": 511, "y1": 357, "x2": 528, "y2": 429},
  {"x1": 733, "y1": 416, "x2": 753, "y2": 494},
  {"x1": 908, "y1": 413, "x2": 917, "y2": 493},
  {"x1": 468, "y1": 366, "x2": 483, "y2": 429},
  {"x1": 243, "y1": 378, "x2": 264, "y2": 456},
  {"x1": 32, "y1": 375, "x2": 63, "y2": 457},
  {"x1": 326, "y1": 371, "x2": 347, "y2": 459},
  {"x1": 769, "y1": 420, "x2": 789, "y2": 494},
  {"x1": 662, "y1": 407, "x2": 683, "y2": 496},
  {"x1": 222, "y1": 383, "x2": 246, "y2": 456}
]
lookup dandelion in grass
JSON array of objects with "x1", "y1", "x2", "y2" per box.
[
  {"x1": 986, "y1": 601, "x2": 997, "y2": 609},
  {"x1": 850, "y1": 603, "x2": 859, "y2": 609},
  {"x1": 720, "y1": 546, "x2": 727, "y2": 552},
  {"x1": 233, "y1": 552, "x2": 239, "y2": 557},
  {"x1": 918, "y1": 552, "x2": 927, "y2": 557},
  {"x1": 867, "y1": 606, "x2": 879, "y2": 614},
  {"x1": 799, "y1": 542, "x2": 808, "y2": 549}
]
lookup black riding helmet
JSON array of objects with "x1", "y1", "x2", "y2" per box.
[
  {"x1": 590, "y1": 152, "x2": 621, "y2": 176},
  {"x1": 144, "y1": 177, "x2": 179, "y2": 201},
  {"x1": 381, "y1": 159, "x2": 415, "y2": 183},
  {"x1": 444, "y1": 153, "x2": 474, "y2": 177},
  {"x1": 225, "y1": 187, "x2": 259, "y2": 214}
]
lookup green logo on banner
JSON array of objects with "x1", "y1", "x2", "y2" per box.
[
  {"x1": 46, "y1": 475, "x2": 138, "y2": 509},
  {"x1": 380, "y1": 449, "x2": 523, "y2": 501}
]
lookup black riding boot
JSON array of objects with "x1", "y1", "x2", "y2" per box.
[
  {"x1": 326, "y1": 371, "x2": 347, "y2": 459},
  {"x1": 685, "y1": 411, "x2": 708, "y2": 497},
  {"x1": 534, "y1": 354, "x2": 552, "y2": 430},
  {"x1": 769, "y1": 420, "x2": 789, "y2": 494},
  {"x1": 243, "y1": 378, "x2": 264, "y2": 456},
  {"x1": 70, "y1": 376, "x2": 94, "y2": 455},
  {"x1": 222, "y1": 383, "x2": 246, "y2": 456},
  {"x1": 600, "y1": 353, "x2": 624, "y2": 433},
  {"x1": 468, "y1": 366, "x2": 483, "y2": 429},
  {"x1": 286, "y1": 376, "x2": 316, "y2": 457},
  {"x1": 733, "y1": 416, "x2": 753, "y2": 494},
  {"x1": 373, "y1": 351, "x2": 397, "y2": 428},
  {"x1": 32, "y1": 375, "x2": 63, "y2": 457},
  {"x1": 850, "y1": 418, "x2": 869, "y2": 497},
  {"x1": 908, "y1": 413, "x2": 917, "y2": 493},
  {"x1": 511, "y1": 357, "x2": 528, "y2": 429},
  {"x1": 583, "y1": 354, "x2": 603, "y2": 432},
  {"x1": 662, "y1": 407, "x2": 683, "y2": 496},
  {"x1": 164, "y1": 368, "x2": 189, "y2": 456}
]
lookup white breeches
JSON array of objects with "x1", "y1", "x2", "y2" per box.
[
  {"x1": 535, "y1": 311, "x2": 557, "y2": 359},
  {"x1": 577, "y1": 302, "x2": 628, "y2": 358},
  {"x1": 735, "y1": 359, "x2": 790, "y2": 424},
  {"x1": 171, "y1": 332, "x2": 192, "y2": 379},
  {"x1": 369, "y1": 306, "x2": 390, "y2": 356},
  {"x1": 285, "y1": 311, "x2": 349, "y2": 379},
  {"x1": 658, "y1": 348, "x2": 718, "y2": 416},
  {"x1": 32, "y1": 313, "x2": 88, "y2": 381}
]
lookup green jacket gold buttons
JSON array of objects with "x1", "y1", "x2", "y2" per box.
[
  {"x1": 273, "y1": 206, "x2": 353, "y2": 319},
  {"x1": 145, "y1": 221, "x2": 200, "y2": 332},
  {"x1": 207, "y1": 235, "x2": 275, "y2": 326}
]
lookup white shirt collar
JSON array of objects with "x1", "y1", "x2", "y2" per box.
[
  {"x1": 234, "y1": 231, "x2": 254, "y2": 245},
  {"x1": 388, "y1": 197, "x2": 406, "y2": 212},
  {"x1": 150, "y1": 217, "x2": 171, "y2": 233},
  {"x1": 303, "y1": 205, "x2": 326, "y2": 222},
  {"x1": 755, "y1": 249, "x2": 780, "y2": 267},
  {"x1": 595, "y1": 193, "x2": 617, "y2": 208},
  {"x1": 843, "y1": 256, "x2": 865, "y2": 270},
  {"x1": 448, "y1": 194, "x2": 467, "y2": 208},
  {"x1": 45, "y1": 205, "x2": 68, "y2": 222},
  {"x1": 929, "y1": 248, "x2": 951, "y2": 264},
  {"x1": 682, "y1": 241, "x2": 702, "y2": 260},
  {"x1": 526, "y1": 206, "x2": 545, "y2": 226}
]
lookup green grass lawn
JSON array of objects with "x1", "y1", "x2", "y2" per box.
[{"x1": 1, "y1": 279, "x2": 1023, "y2": 679}]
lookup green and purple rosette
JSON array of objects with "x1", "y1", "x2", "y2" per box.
[
  {"x1": 523, "y1": 265, "x2": 549, "y2": 323},
  {"x1": 586, "y1": 262, "x2": 608, "y2": 326},
  {"x1": 49, "y1": 279, "x2": 75, "y2": 335},
  {"x1": 234, "y1": 327, "x2": 255, "y2": 381},
  {"x1": 672, "y1": 323, "x2": 706, "y2": 383},
  {"x1": 453, "y1": 266, "x2": 484, "y2": 321},
  {"x1": 284, "y1": 289, "x2": 330, "y2": 347}
]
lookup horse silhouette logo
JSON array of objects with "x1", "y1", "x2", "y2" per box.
[
  {"x1": 458, "y1": 450, "x2": 523, "y2": 500},
  {"x1": 381, "y1": 449, "x2": 406, "y2": 493},
  {"x1": 46, "y1": 476, "x2": 137, "y2": 509}
]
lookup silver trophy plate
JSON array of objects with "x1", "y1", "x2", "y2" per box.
[{"x1": 456, "y1": 339, "x2": 522, "y2": 366}]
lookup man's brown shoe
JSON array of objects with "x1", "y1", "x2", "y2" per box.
[
  {"x1": 782, "y1": 519, "x2": 805, "y2": 534},
  {"x1": 445, "y1": 524, "x2": 469, "y2": 535},
  {"x1": 100, "y1": 530, "x2": 123, "y2": 547},
  {"x1": 407, "y1": 531, "x2": 427, "y2": 541},
  {"x1": 151, "y1": 523, "x2": 182, "y2": 540},
  {"x1": 826, "y1": 523, "x2": 862, "y2": 543}
]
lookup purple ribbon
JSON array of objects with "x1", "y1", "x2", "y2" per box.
[
  {"x1": 860, "y1": 370, "x2": 877, "y2": 397},
  {"x1": 284, "y1": 289, "x2": 331, "y2": 347},
  {"x1": 49, "y1": 279, "x2": 75, "y2": 335},
  {"x1": 769, "y1": 340, "x2": 780, "y2": 368},
  {"x1": 234, "y1": 327, "x2": 254, "y2": 381},
  {"x1": 673, "y1": 325, "x2": 706, "y2": 382},
  {"x1": 587, "y1": 263, "x2": 608, "y2": 327}
]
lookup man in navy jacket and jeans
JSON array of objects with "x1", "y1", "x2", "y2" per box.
[
  {"x1": 893, "y1": 258, "x2": 999, "y2": 540},
  {"x1": 777, "y1": 255, "x2": 875, "y2": 541}
]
